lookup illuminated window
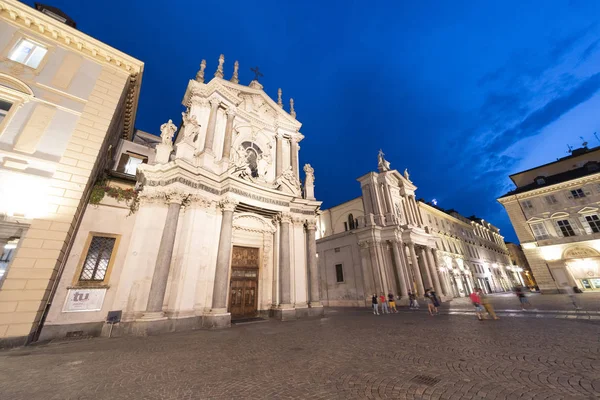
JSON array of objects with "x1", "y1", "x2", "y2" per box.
[
  {"x1": 571, "y1": 189, "x2": 586, "y2": 199},
  {"x1": 585, "y1": 215, "x2": 600, "y2": 233},
  {"x1": 335, "y1": 264, "x2": 344, "y2": 283},
  {"x1": 116, "y1": 152, "x2": 147, "y2": 175},
  {"x1": 556, "y1": 220, "x2": 576, "y2": 237},
  {"x1": 8, "y1": 38, "x2": 48, "y2": 69},
  {"x1": 76, "y1": 235, "x2": 119, "y2": 285}
]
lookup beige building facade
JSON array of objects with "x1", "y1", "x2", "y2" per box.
[
  {"x1": 316, "y1": 152, "x2": 514, "y2": 307},
  {"x1": 37, "y1": 56, "x2": 323, "y2": 341},
  {"x1": 0, "y1": 0, "x2": 143, "y2": 346},
  {"x1": 498, "y1": 145, "x2": 600, "y2": 293}
]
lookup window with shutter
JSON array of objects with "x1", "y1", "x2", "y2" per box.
[
  {"x1": 584, "y1": 215, "x2": 600, "y2": 233},
  {"x1": 556, "y1": 220, "x2": 576, "y2": 237},
  {"x1": 530, "y1": 222, "x2": 550, "y2": 240},
  {"x1": 545, "y1": 195, "x2": 558, "y2": 205},
  {"x1": 571, "y1": 189, "x2": 586, "y2": 199}
]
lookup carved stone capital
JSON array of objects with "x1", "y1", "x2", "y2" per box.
[
  {"x1": 138, "y1": 190, "x2": 166, "y2": 205},
  {"x1": 358, "y1": 241, "x2": 369, "y2": 249},
  {"x1": 219, "y1": 197, "x2": 238, "y2": 212},
  {"x1": 280, "y1": 212, "x2": 293, "y2": 224},
  {"x1": 225, "y1": 108, "x2": 237, "y2": 118},
  {"x1": 209, "y1": 97, "x2": 221, "y2": 108},
  {"x1": 188, "y1": 194, "x2": 214, "y2": 209},
  {"x1": 305, "y1": 219, "x2": 317, "y2": 230},
  {"x1": 292, "y1": 216, "x2": 305, "y2": 226},
  {"x1": 165, "y1": 190, "x2": 188, "y2": 205}
]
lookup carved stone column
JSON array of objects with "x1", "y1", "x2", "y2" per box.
[
  {"x1": 306, "y1": 220, "x2": 322, "y2": 311},
  {"x1": 142, "y1": 192, "x2": 184, "y2": 319},
  {"x1": 221, "y1": 108, "x2": 236, "y2": 160},
  {"x1": 358, "y1": 241, "x2": 376, "y2": 303},
  {"x1": 202, "y1": 98, "x2": 220, "y2": 154},
  {"x1": 418, "y1": 246, "x2": 433, "y2": 290},
  {"x1": 275, "y1": 134, "x2": 284, "y2": 176},
  {"x1": 426, "y1": 247, "x2": 444, "y2": 295},
  {"x1": 290, "y1": 137, "x2": 299, "y2": 180},
  {"x1": 391, "y1": 240, "x2": 408, "y2": 297},
  {"x1": 274, "y1": 213, "x2": 295, "y2": 320},
  {"x1": 203, "y1": 198, "x2": 237, "y2": 328},
  {"x1": 408, "y1": 243, "x2": 425, "y2": 296}
]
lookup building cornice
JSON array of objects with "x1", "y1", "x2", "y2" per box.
[
  {"x1": 498, "y1": 171, "x2": 600, "y2": 203},
  {"x1": 0, "y1": 0, "x2": 144, "y2": 139}
]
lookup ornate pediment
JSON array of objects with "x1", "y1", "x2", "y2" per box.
[
  {"x1": 526, "y1": 217, "x2": 545, "y2": 223},
  {"x1": 577, "y1": 207, "x2": 599, "y2": 214},
  {"x1": 550, "y1": 212, "x2": 569, "y2": 219}
]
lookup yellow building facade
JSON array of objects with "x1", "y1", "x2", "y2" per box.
[{"x1": 0, "y1": 0, "x2": 143, "y2": 346}]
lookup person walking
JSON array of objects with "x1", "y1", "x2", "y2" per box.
[
  {"x1": 372, "y1": 294, "x2": 379, "y2": 315},
  {"x1": 477, "y1": 288, "x2": 498, "y2": 320},
  {"x1": 469, "y1": 288, "x2": 485, "y2": 321},
  {"x1": 408, "y1": 291, "x2": 419, "y2": 309},
  {"x1": 563, "y1": 284, "x2": 582, "y2": 310},
  {"x1": 515, "y1": 286, "x2": 531, "y2": 310},
  {"x1": 424, "y1": 289, "x2": 438, "y2": 316},
  {"x1": 388, "y1": 292, "x2": 398, "y2": 313},
  {"x1": 379, "y1": 293, "x2": 390, "y2": 314}
]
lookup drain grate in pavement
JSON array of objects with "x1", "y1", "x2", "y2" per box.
[{"x1": 410, "y1": 375, "x2": 441, "y2": 387}]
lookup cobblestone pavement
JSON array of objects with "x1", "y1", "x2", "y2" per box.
[{"x1": 1, "y1": 309, "x2": 599, "y2": 400}]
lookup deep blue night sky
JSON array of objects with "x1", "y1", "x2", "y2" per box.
[{"x1": 25, "y1": 1, "x2": 600, "y2": 242}]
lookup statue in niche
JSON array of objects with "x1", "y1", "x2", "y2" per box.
[
  {"x1": 181, "y1": 111, "x2": 200, "y2": 144},
  {"x1": 404, "y1": 168, "x2": 411, "y2": 181},
  {"x1": 160, "y1": 119, "x2": 177, "y2": 145},
  {"x1": 377, "y1": 149, "x2": 391, "y2": 172}
]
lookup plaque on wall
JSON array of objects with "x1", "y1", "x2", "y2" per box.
[
  {"x1": 563, "y1": 246, "x2": 600, "y2": 259},
  {"x1": 63, "y1": 288, "x2": 107, "y2": 312}
]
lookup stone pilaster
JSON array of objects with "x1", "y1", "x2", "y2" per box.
[
  {"x1": 306, "y1": 220, "x2": 322, "y2": 312},
  {"x1": 418, "y1": 246, "x2": 433, "y2": 290},
  {"x1": 290, "y1": 137, "x2": 299, "y2": 180},
  {"x1": 273, "y1": 213, "x2": 295, "y2": 320},
  {"x1": 275, "y1": 134, "x2": 283, "y2": 177},
  {"x1": 221, "y1": 108, "x2": 235, "y2": 160},
  {"x1": 203, "y1": 198, "x2": 237, "y2": 328},
  {"x1": 141, "y1": 191, "x2": 185, "y2": 320},
  {"x1": 202, "y1": 98, "x2": 220, "y2": 155}
]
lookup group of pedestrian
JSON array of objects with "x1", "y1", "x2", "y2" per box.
[{"x1": 371, "y1": 292, "x2": 399, "y2": 315}]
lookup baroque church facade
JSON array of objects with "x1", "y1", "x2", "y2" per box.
[
  {"x1": 38, "y1": 56, "x2": 323, "y2": 339},
  {"x1": 316, "y1": 152, "x2": 516, "y2": 307}
]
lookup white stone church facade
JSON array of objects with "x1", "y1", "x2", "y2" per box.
[
  {"x1": 316, "y1": 152, "x2": 515, "y2": 307},
  {"x1": 39, "y1": 56, "x2": 323, "y2": 339}
]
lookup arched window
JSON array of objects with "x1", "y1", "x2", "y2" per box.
[{"x1": 348, "y1": 214, "x2": 355, "y2": 230}]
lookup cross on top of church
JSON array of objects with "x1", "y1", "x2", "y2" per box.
[{"x1": 251, "y1": 66, "x2": 263, "y2": 81}]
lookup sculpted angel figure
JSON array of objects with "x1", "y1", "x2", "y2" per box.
[
  {"x1": 257, "y1": 154, "x2": 270, "y2": 178},
  {"x1": 303, "y1": 164, "x2": 314, "y2": 185},
  {"x1": 404, "y1": 168, "x2": 411, "y2": 181},
  {"x1": 160, "y1": 119, "x2": 177, "y2": 145}
]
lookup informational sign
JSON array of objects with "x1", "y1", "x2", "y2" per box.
[{"x1": 63, "y1": 288, "x2": 107, "y2": 312}]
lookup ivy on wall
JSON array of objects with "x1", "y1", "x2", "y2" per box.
[{"x1": 89, "y1": 179, "x2": 139, "y2": 216}]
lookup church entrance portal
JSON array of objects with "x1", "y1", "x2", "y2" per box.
[{"x1": 229, "y1": 246, "x2": 259, "y2": 319}]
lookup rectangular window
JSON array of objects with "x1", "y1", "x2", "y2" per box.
[
  {"x1": 334, "y1": 247, "x2": 340, "y2": 253},
  {"x1": 335, "y1": 264, "x2": 344, "y2": 283},
  {"x1": 530, "y1": 222, "x2": 549, "y2": 240},
  {"x1": 343, "y1": 222, "x2": 348, "y2": 231},
  {"x1": 571, "y1": 189, "x2": 586, "y2": 199},
  {"x1": 556, "y1": 220, "x2": 576, "y2": 237},
  {"x1": 0, "y1": 99, "x2": 12, "y2": 126},
  {"x1": 116, "y1": 152, "x2": 148, "y2": 175},
  {"x1": 545, "y1": 195, "x2": 558, "y2": 205},
  {"x1": 78, "y1": 235, "x2": 117, "y2": 284},
  {"x1": 585, "y1": 215, "x2": 600, "y2": 233},
  {"x1": 8, "y1": 38, "x2": 48, "y2": 69},
  {"x1": 521, "y1": 200, "x2": 533, "y2": 209}
]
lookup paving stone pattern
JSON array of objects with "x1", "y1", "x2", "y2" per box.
[{"x1": 0, "y1": 308, "x2": 599, "y2": 399}]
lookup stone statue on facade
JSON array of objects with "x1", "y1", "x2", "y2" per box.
[
  {"x1": 404, "y1": 168, "x2": 411, "y2": 181},
  {"x1": 303, "y1": 164, "x2": 315, "y2": 200},
  {"x1": 181, "y1": 111, "x2": 200, "y2": 144},
  {"x1": 230, "y1": 145, "x2": 253, "y2": 180},
  {"x1": 160, "y1": 119, "x2": 177, "y2": 145},
  {"x1": 257, "y1": 154, "x2": 270, "y2": 179},
  {"x1": 378, "y1": 149, "x2": 391, "y2": 172}
]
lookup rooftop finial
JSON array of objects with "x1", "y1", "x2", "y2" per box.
[
  {"x1": 250, "y1": 66, "x2": 263, "y2": 81},
  {"x1": 215, "y1": 54, "x2": 224, "y2": 78},
  {"x1": 196, "y1": 59, "x2": 206, "y2": 83},
  {"x1": 290, "y1": 98, "x2": 296, "y2": 118},
  {"x1": 277, "y1": 88, "x2": 283, "y2": 108},
  {"x1": 230, "y1": 60, "x2": 239, "y2": 84}
]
